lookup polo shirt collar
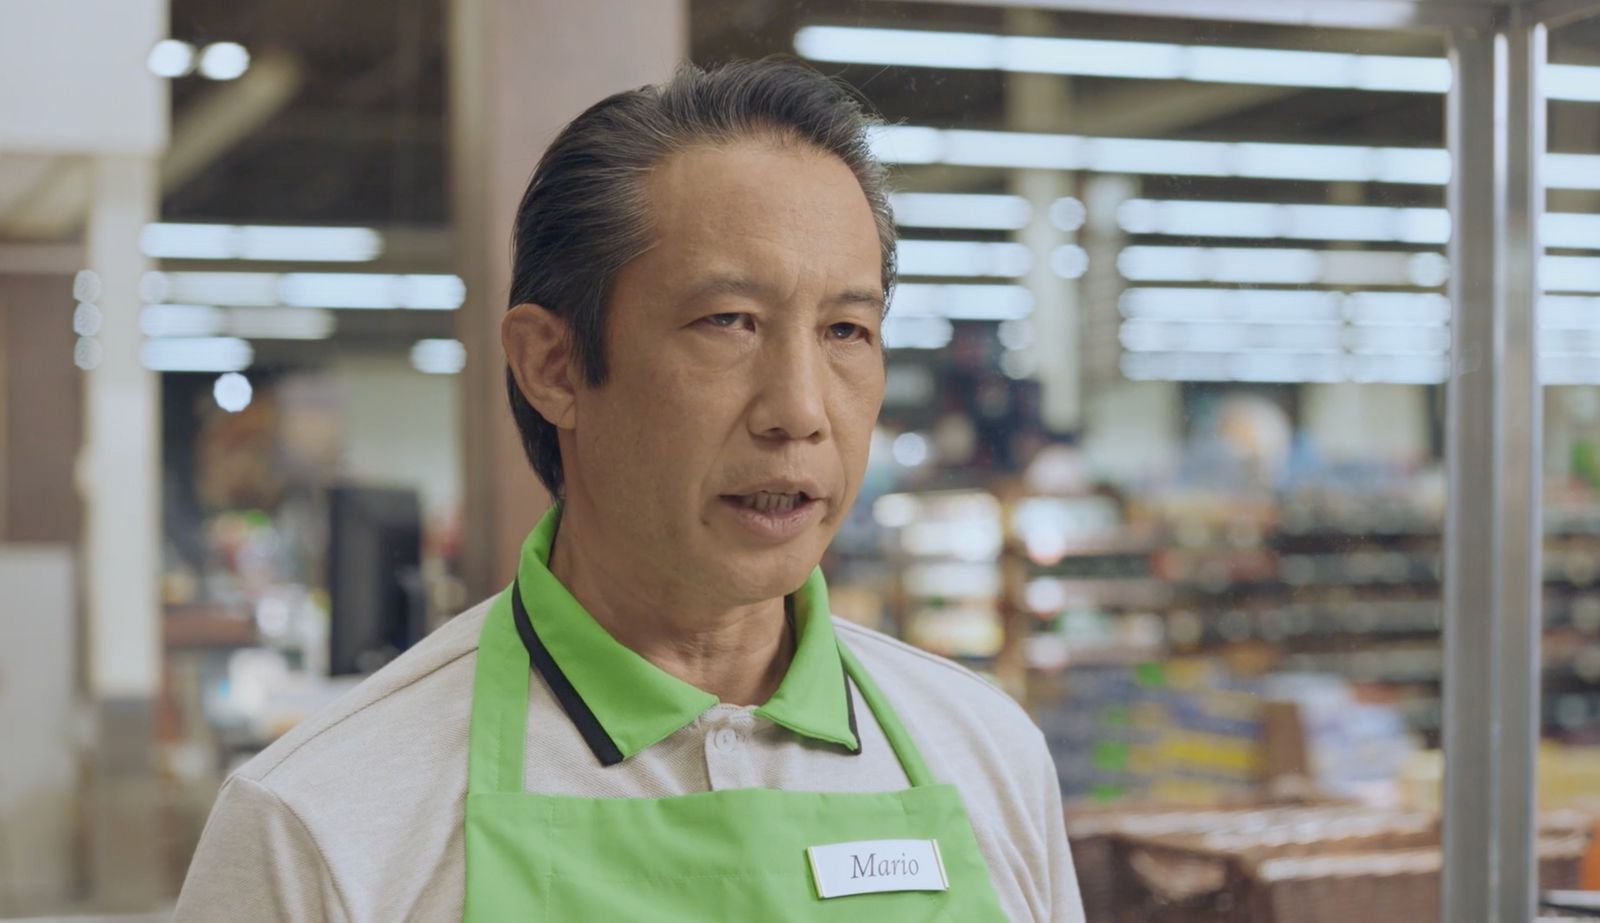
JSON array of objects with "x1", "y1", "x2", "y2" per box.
[{"x1": 511, "y1": 506, "x2": 861, "y2": 766}]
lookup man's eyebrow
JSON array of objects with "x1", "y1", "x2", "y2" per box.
[
  {"x1": 680, "y1": 274, "x2": 886, "y2": 312},
  {"x1": 681, "y1": 273, "x2": 773, "y2": 304},
  {"x1": 831, "y1": 288, "x2": 887, "y2": 313}
]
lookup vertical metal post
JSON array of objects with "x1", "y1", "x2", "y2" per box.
[
  {"x1": 1442, "y1": 28, "x2": 1502, "y2": 921},
  {"x1": 1442, "y1": 13, "x2": 1544, "y2": 923},
  {"x1": 1498, "y1": 12, "x2": 1545, "y2": 923}
]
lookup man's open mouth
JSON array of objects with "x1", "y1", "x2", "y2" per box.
[{"x1": 732, "y1": 490, "x2": 811, "y2": 513}]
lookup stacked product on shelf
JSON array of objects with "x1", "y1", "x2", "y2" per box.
[
  {"x1": 1038, "y1": 659, "x2": 1264, "y2": 804},
  {"x1": 876, "y1": 475, "x2": 1600, "y2": 807}
]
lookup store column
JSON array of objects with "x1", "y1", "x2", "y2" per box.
[
  {"x1": 81, "y1": 155, "x2": 162, "y2": 708},
  {"x1": 79, "y1": 152, "x2": 168, "y2": 908},
  {"x1": 448, "y1": 0, "x2": 687, "y2": 598},
  {"x1": 1005, "y1": 9, "x2": 1080, "y2": 434}
]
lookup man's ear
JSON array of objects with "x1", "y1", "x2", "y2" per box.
[{"x1": 503, "y1": 303, "x2": 578, "y2": 430}]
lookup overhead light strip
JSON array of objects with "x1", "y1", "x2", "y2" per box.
[
  {"x1": 870, "y1": 125, "x2": 1600, "y2": 191},
  {"x1": 797, "y1": 26, "x2": 1600, "y2": 103},
  {"x1": 141, "y1": 223, "x2": 384, "y2": 262},
  {"x1": 1117, "y1": 245, "x2": 1449, "y2": 287},
  {"x1": 1116, "y1": 198, "x2": 1600, "y2": 248},
  {"x1": 143, "y1": 271, "x2": 465, "y2": 310},
  {"x1": 140, "y1": 337, "x2": 253, "y2": 373},
  {"x1": 891, "y1": 192, "x2": 1033, "y2": 230}
]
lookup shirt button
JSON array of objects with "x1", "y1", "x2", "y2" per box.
[{"x1": 713, "y1": 727, "x2": 740, "y2": 752}]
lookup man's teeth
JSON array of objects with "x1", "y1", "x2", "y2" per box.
[{"x1": 742, "y1": 491, "x2": 804, "y2": 513}]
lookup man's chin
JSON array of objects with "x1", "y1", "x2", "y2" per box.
[{"x1": 707, "y1": 545, "x2": 824, "y2": 605}]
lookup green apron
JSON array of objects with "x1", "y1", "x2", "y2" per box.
[{"x1": 462, "y1": 580, "x2": 1012, "y2": 921}]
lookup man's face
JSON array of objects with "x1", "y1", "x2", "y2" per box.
[{"x1": 563, "y1": 138, "x2": 886, "y2": 605}]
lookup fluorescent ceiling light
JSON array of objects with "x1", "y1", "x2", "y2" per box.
[
  {"x1": 1548, "y1": 64, "x2": 1600, "y2": 103},
  {"x1": 1543, "y1": 296, "x2": 1600, "y2": 330},
  {"x1": 1344, "y1": 355, "x2": 1451, "y2": 384},
  {"x1": 226, "y1": 307, "x2": 335, "y2": 340},
  {"x1": 411, "y1": 339, "x2": 467, "y2": 375},
  {"x1": 198, "y1": 42, "x2": 250, "y2": 81},
  {"x1": 278, "y1": 273, "x2": 397, "y2": 308},
  {"x1": 1116, "y1": 199, "x2": 1452, "y2": 244},
  {"x1": 870, "y1": 125, "x2": 1452, "y2": 185},
  {"x1": 157, "y1": 271, "x2": 277, "y2": 306},
  {"x1": 1117, "y1": 288, "x2": 1452, "y2": 327},
  {"x1": 1539, "y1": 327, "x2": 1600, "y2": 356},
  {"x1": 872, "y1": 125, "x2": 1600, "y2": 192},
  {"x1": 1117, "y1": 199, "x2": 1600, "y2": 248},
  {"x1": 1546, "y1": 213, "x2": 1600, "y2": 249},
  {"x1": 898, "y1": 240, "x2": 1032, "y2": 277},
  {"x1": 140, "y1": 223, "x2": 383, "y2": 262},
  {"x1": 1346, "y1": 324, "x2": 1451, "y2": 355},
  {"x1": 797, "y1": 25, "x2": 1600, "y2": 102},
  {"x1": 141, "y1": 304, "x2": 226, "y2": 338},
  {"x1": 147, "y1": 40, "x2": 195, "y2": 78},
  {"x1": 141, "y1": 304, "x2": 335, "y2": 340},
  {"x1": 1545, "y1": 255, "x2": 1600, "y2": 293},
  {"x1": 1548, "y1": 154, "x2": 1600, "y2": 191},
  {"x1": 147, "y1": 271, "x2": 465, "y2": 309},
  {"x1": 891, "y1": 193, "x2": 1032, "y2": 230},
  {"x1": 1120, "y1": 319, "x2": 1344, "y2": 354},
  {"x1": 1116, "y1": 245, "x2": 1448, "y2": 287},
  {"x1": 1546, "y1": 356, "x2": 1600, "y2": 385},
  {"x1": 1345, "y1": 292, "x2": 1452, "y2": 326},
  {"x1": 1119, "y1": 287, "x2": 1345, "y2": 323},
  {"x1": 1121, "y1": 350, "x2": 1448, "y2": 384},
  {"x1": 141, "y1": 337, "x2": 252, "y2": 373},
  {"x1": 883, "y1": 316, "x2": 955, "y2": 349},
  {"x1": 891, "y1": 283, "x2": 1033, "y2": 320}
]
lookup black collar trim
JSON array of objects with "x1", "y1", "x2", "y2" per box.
[{"x1": 511, "y1": 580, "x2": 625, "y2": 767}]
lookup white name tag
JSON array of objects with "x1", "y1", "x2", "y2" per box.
[{"x1": 806, "y1": 838, "x2": 949, "y2": 899}]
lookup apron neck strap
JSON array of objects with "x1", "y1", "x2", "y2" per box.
[
  {"x1": 467, "y1": 584, "x2": 941, "y2": 794},
  {"x1": 467, "y1": 587, "x2": 532, "y2": 796},
  {"x1": 837, "y1": 641, "x2": 937, "y2": 788}
]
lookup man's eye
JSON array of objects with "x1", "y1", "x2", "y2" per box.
[
  {"x1": 703, "y1": 313, "x2": 747, "y2": 329},
  {"x1": 829, "y1": 322, "x2": 868, "y2": 341}
]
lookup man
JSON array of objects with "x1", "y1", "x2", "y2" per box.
[{"x1": 175, "y1": 58, "x2": 1085, "y2": 922}]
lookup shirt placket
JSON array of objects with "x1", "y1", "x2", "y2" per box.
[{"x1": 703, "y1": 710, "x2": 760, "y2": 790}]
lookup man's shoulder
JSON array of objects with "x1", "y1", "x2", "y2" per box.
[
  {"x1": 231, "y1": 596, "x2": 495, "y2": 798},
  {"x1": 833, "y1": 617, "x2": 1044, "y2": 751}
]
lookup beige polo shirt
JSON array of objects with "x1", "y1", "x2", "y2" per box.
[{"x1": 174, "y1": 517, "x2": 1085, "y2": 922}]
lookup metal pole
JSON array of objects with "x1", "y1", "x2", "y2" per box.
[
  {"x1": 1442, "y1": 13, "x2": 1545, "y2": 922},
  {"x1": 1498, "y1": 12, "x2": 1546, "y2": 923},
  {"x1": 1442, "y1": 25, "x2": 1503, "y2": 921}
]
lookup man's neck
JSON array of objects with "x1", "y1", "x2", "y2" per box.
[{"x1": 544, "y1": 511, "x2": 795, "y2": 707}]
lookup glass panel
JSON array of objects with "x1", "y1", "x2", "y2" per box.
[
  {"x1": 1540, "y1": 11, "x2": 1600, "y2": 907},
  {"x1": 702, "y1": 4, "x2": 1453, "y2": 920}
]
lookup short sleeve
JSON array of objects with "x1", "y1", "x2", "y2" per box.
[
  {"x1": 173, "y1": 775, "x2": 349, "y2": 923},
  {"x1": 1034, "y1": 737, "x2": 1087, "y2": 923}
]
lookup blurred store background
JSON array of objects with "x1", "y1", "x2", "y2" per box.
[{"x1": 4, "y1": 0, "x2": 1600, "y2": 920}]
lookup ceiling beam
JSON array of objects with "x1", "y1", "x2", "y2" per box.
[{"x1": 0, "y1": 51, "x2": 305, "y2": 240}]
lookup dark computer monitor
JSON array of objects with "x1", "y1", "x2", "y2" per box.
[{"x1": 326, "y1": 484, "x2": 425, "y2": 676}]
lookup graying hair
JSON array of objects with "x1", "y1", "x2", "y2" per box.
[{"x1": 506, "y1": 56, "x2": 898, "y2": 497}]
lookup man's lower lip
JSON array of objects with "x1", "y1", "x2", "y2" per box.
[{"x1": 717, "y1": 496, "x2": 824, "y2": 542}]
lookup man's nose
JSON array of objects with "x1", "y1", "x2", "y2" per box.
[{"x1": 748, "y1": 334, "x2": 830, "y2": 443}]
